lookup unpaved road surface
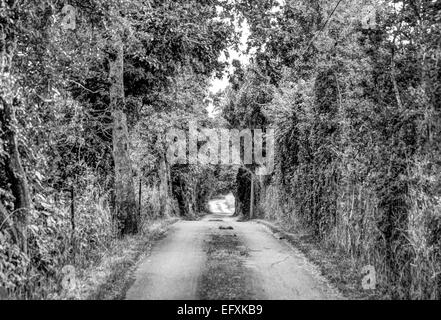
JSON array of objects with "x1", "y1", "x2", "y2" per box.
[{"x1": 126, "y1": 195, "x2": 342, "y2": 300}]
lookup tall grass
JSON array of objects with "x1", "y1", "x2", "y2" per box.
[
  {"x1": 0, "y1": 178, "x2": 175, "y2": 299},
  {"x1": 259, "y1": 172, "x2": 440, "y2": 299}
]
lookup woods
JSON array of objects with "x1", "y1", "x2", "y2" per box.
[
  {"x1": 0, "y1": 0, "x2": 236, "y2": 298},
  {"x1": 0, "y1": 0, "x2": 440, "y2": 300},
  {"x1": 225, "y1": 0, "x2": 440, "y2": 299}
]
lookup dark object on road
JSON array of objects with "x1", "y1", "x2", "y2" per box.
[
  {"x1": 209, "y1": 219, "x2": 224, "y2": 222},
  {"x1": 219, "y1": 226, "x2": 234, "y2": 230}
]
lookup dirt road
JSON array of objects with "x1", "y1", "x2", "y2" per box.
[{"x1": 126, "y1": 195, "x2": 342, "y2": 300}]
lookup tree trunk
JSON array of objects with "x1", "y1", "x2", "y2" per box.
[
  {"x1": 110, "y1": 33, "x2": 138, "y2": 235},
  {"x1": 138, "y1": 178, "x2": 142, "y2": 220},
  {"x1": 70, "y1": 186, "x2": 75, "y2": 262},
  {"x1": 159, "y1": 154, "x2": 171, "y2": 217},
  {"x1": 0, "y1": 202, "x2": 18, "y2": 244},
  {"x1": 250, "y1": 175, "x2": 254, "y2": 219},
  {"x1": 0, "y1": 97, "x2": 31, "y2": 253}
]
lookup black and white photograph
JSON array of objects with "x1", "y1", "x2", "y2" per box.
[{"x1": 0, "y1": 0, "x2": 440, "y2": 306}]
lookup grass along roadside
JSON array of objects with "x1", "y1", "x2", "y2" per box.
[
  {"x1": 197, "y1": 232, "x2": 254, "y2": 300},
  {"x1": 254, "y1": 219, "x2": 386, "y2": 300},
  {"x1": 59, "y1": 218, "x2": 179, "y2": 300}
]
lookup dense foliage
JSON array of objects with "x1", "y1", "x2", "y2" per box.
[
  {"x1": 1, "y1": 0, "x2": 439, "y2": 300},
  {"x1": 0, "y1": 0, "x2": 236, "y2": 298},
  {"x1": 224, "y1": 0, "x2": 440, "y2": 299}
]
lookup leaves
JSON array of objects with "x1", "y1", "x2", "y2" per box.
[{"x1": 226, "y1": 0, "x2": 441, "y2": 299}]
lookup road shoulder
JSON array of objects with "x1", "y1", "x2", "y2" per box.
[
  {"x1": 71, "y1": 218, "x2": 179, "y2": 300},
  {"x1": 254, "y1": 219, "x2": 384, "y2": 300}
]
